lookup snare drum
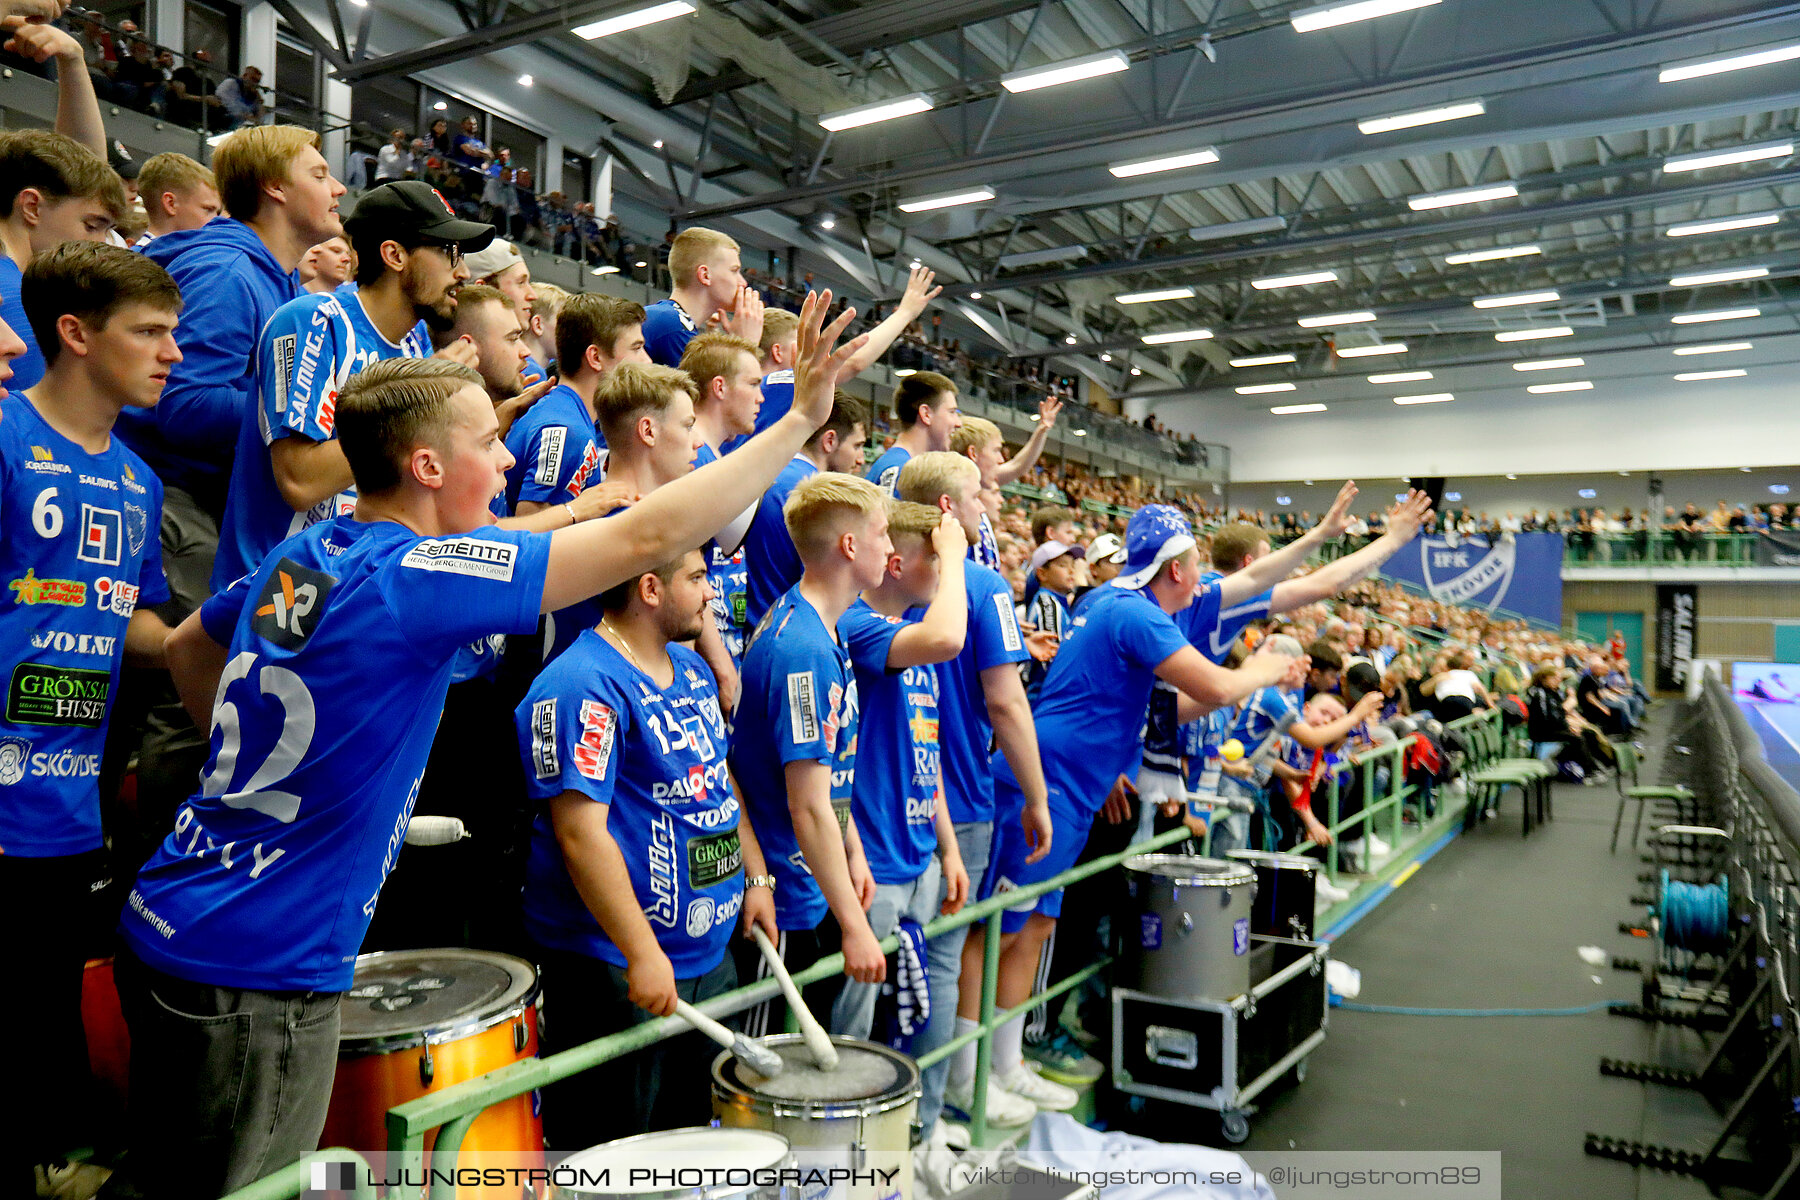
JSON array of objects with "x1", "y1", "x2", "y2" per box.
[
  {"x1": 1226, "y1": 850, "x2": 1320, "y2": 940},
  {"x1": 1124, "y1": 854, "x2": 1256, "y2": 1001},
  {"x1": 712, "y1": 1036, "x2": 918, "y2": 1200},
  {"x1": 557, "y1": 1127, "x2": 791, "y2": 1198},
  {"x1": 321, "y1": 949, "x2": 543, "y2": 1180}
]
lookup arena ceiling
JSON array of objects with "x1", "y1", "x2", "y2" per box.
[{"x1": 320, "y1": 0, "x2": 1800, "y2": 396}]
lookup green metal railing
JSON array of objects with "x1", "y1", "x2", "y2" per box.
[{"x1": 1562, "y1": 531, "x2": 1758, "y2": 566}]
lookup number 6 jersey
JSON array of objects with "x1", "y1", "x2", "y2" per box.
[
  {"x1": 120, "y1": 516, "x2": 550, "y2": 991},
  {"x1": 0, "y1": 396, "x2": 168, "y2": 856}
]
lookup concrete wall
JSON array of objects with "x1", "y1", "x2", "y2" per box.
[{"x1": 1563, "y1": 579, "x2": 1800, "y2": 680}]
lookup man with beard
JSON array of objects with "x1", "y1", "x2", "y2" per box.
[{"x1": 212, "y1": 181, "x2": 489, "y2": 590}]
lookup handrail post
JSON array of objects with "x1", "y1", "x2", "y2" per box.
[{"x1": 971, "y1": 911, "x2": 1003, "y2": 1145}]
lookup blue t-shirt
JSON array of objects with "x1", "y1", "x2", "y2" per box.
[
  {"x1": 866, "y1": 444, "x2": 910, "y2": 496},
  {"x1": 995, "y1": 583, "x2": 1190, "y2": 820},
  {"x1": 0, "y1": 256, "x2": 45, "y2": 395},
  {"x1": 692, "y1": 443, "x2": 749, "y2": 667},
  {"x1": 1142, "y1": 572, "x2": 1275, "y2": 769},
  {"x1": 909, "y1": 560, "x2": 1027, "y2": 824},
  {"x1": 730, "y1": 588, "x2": 859, "y2": 930},
  {"x1": 1226, "y1": 686, "x2": 1302, "y2": 786},
  {"x1": 213, "y1": 290, "x2": 430, "y2": 591},
  {"x1": 1185, "y1": 706, "x2": 1236, "y2": 793},
  {"x1": 503, "y1": 383, "x2": 606, "y2": 512},
  {"x1": 742, "y1": 455, "x2": 816, "y2": 632},
  {"x1": 840, "y1": 600, "x2": 939, "y2": 885},
  {"x1": 522, "y1": 354, "x2": 548, "y2": 389},
  {"x1": 721, "y1": 369, "x2": 792, "y2": 456},
  {"x1": 0, "y1": 397, "x2": 169, "y2": 855},
  {"x1": 120, "y1": 518, "x2": 550, "y2": 990},
  {"x1": 518, "y1": 634, "x2": 740, "y2": 977},
  {"x1": 642, "y1": 298, "x2": 699, "y2": 367}
]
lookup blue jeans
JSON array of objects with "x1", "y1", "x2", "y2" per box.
[
  {"x1": 1208, "y1": 776, "x2": 1262, "y2": 854},
  {"x1": 828, "y1": 858, "x2": 962, "y2": 1134}
]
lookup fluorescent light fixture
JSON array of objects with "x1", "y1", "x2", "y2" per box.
[
  {"x1": 1667, "y1": 212, "x2": 1780, "y2": 237},
  {"x1": 1526, "y1": 380, "x2": 1593, "y2": 393},
  {"x1": 1291, "y1": 0, "x2": 1439, "y2": 34},
  {"x1": 1408, "y1": 183, "x2": 1518, "y2": 211},
  {"x1": 1190, "y1": 216, "x2": 1288, "y2": 241},
  {"x1": 1115, "y1": 286, "x2": 1195, "y2": 304},
  {"x1": 517, "y1": 73, "x2": 533, "y2": 86},
  {"x1": 1511, "y1": 357, "x2": 1584, "y2": 371},
  {"x1": 898, "y1": 187, "x2": 995, "y2": 213},
  {"x1": 818, "y1": 92, "x2": 933, "y2": 132},
  {"x1": 819, "y1": 216, "x2": 835, "y2": 230},
  {"x1": 1662, "y1": 140, "x2": 1793, "y2": 173},
  {"x1": 1110, "y1": 146, "x2": 1220, "y2": 178},
  {"x1": 590, "y1": 265, "x2": 620, "y2": 276},
  {"x1": 893, "y1": 368, "x2": 917, "y2": 377},
  {"x1": 1669, "y1": 266, "x2": 1769, "y2": 286},
  {"x1": 1672, "y1": 341, "x2": 1752, "y2": 356},
  {"x1": 1298, "y1": 311, "x2": 1376, "y2": 328},
  {"x1": 1358, "y1": 98, "x2": 1484, "y2": 136},
  {"x1": 997, "y1": 245, "x2": 1088, "y2": 269},
  {"x1": 1473, "y1": 289, "x2": 1559, "y2": 309},
  {"x1": 1674, "y1": 369, "x2": 1748, "y2": 381},
  {"x1": 433, "y1": 101, "x2": 447, "y2": 110},
  {"x1": 968, "y1": 291, "x2": 982, "y2": 299},
  {"x1": 1100, "y1": 353, "x2": 1113, "y2": 362},
  {"x1": 1230, "y1": 353, "x2": 1298, "y2": 367},
  {"x1": 1141, "y1": 328, "x2": 1214, "y2": 345},
  {"x1": 573, "y1": 0, "x2": 695, "y2": 39},
  {"x1": 1335, "y1": 342, "x2": 1408, "y2": 358},
  {"x1": 1130, "y1": 367, "x2": 1142, "y2": 375},
  {"x1": 1002, "y1": 50, "x2": 1130, "y2": 94},
  {"x1": 1494, "y1": 326, "x2": 1572, "y2": 342},
  {"x1": 1236, "y1": 383, "x2": 1297, "y2": 394},
  {"x1": 1253, "y1": 270, "x2": 1339, "y2": 289},
  {"x1": 1393, "y1": 392, "x2": 1454, "y2": 405},
  {"x1": 1506, "y1": 473, "x2": 1517, "y2": 480},
  {"x1": 1073, "y1": 429, "x2": 1087, "y2": 436},
  {"x1": 1444, "y1": 244, "x2": 1540, "y2": 264},
  {"x1": 1270, "y1": 403, "x2": 1329, "y2": 414},
  {"x1": 1658, "y1": 41, "x2": 1800, "y2": 84},
  {"x1": 1670, "y1": 307, "x2": 1760, "y2": 324},
  {"x1": 1368, "y1": 370, "x2": 1433, "y2": 383},
  {"x1": 1578, "y1": 488, "x2": 1597, "y2": 499},
  {"x1": 1065, "y1": 335, "x2": 1078, "y2": 344}
]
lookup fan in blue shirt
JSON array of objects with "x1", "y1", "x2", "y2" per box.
[
  {"x1": 503, "y1": 381, "x2": 606, "y2": 513},
  {"x1": 867, "y1": 370, "x2": 961, "y2": 495},
  {"x1": 104, "y1": 292, "x2": 875, "y2": 1199},
  {"x1": 681, "y1": 332, "x2": 767, "y2": 670},
  {"x1": 644, "y1": 228, "x2": 760, "y2": 366}
]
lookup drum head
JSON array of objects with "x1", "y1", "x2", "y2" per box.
[
  {"x1": 560, "y1": 1127, "x2": 789, "y2": 1197},
  {"x1": 340, "y1": 949, "x2": 536, "y2": 1046},
  {"x1": 1126, "y1": 853, "x2": 1254, "y2": 888},
  {"x1": 714, "y1": 1035, "x2": 919, "y2": 1114},
  {"x1": 1226, "y1": 850, "x2": 1321, "y2": 874}
]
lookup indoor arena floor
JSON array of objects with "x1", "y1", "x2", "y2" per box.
[{"x1": 1240, "y1": 706, "x2": 1721, "y2": 1200}]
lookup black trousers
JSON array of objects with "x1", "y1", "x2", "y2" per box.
[
  {"x1": 2, "y1": 849, "x2": 116, "y2": 1192},
  {"x1": 533, "y1": 948, "x2": 738, "y2": 1149}
]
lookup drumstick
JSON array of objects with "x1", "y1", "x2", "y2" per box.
[
  {"x1": 751, "y1": 926, "x2": 839, "y2": 1071},
  {"x1": 672, "y1": 999, "x2": 785, "y2": 1079}
]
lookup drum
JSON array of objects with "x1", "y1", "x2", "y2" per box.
[
  {"x1": 321, "y1": 949, "x2": 543, "y2": 1180},
  {"x1": 557, "y1": 1127, "x2": 791, "y2": 1198},
  {"x1": 1226, "y1": 850, "x2": 1320, "y2": 940},
  {"x1": 712, "y1": 1036, "x2": 918, "y2": 1200},
  {"x1": 1123, "y1": 854, "x2": 1256, "y2": 1001}
]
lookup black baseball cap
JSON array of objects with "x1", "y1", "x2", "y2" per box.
[{"x1": 343, "y1": 181, "x2": 494, "y2": 251}]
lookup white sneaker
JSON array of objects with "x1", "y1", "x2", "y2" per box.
[
  {"x1": 1367, "y1": 834, "x2": 1392, "y2": 858},
  {"x1": 35, "y1": 1162, "x2": 111, "y2": 1200},
  {"x1": 999, "y1": 1063, "x2": 1079, "y2": 1111},
  {"x1": 913, "y1": 1126, "x2": 963, "y2": 1199},
  {"x1": 945, "y1": 1075, "x2": 1037, "y2": 1126},
  {"x1": 1316, "y1": 878, "x2": 1352, "y2": 905},
  {"x1": 940, "y1": 1122, "x2": 971, "y2": 1150}
]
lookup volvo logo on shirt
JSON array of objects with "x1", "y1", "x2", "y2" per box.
[{"x1": 252, "y1": 558, "x2": 335, "y2": 650}]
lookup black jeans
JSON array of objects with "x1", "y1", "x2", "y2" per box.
[
  {"x1": 1, "y1": 850, "x2": 114, "y2": 1193},
  {"x1": 533, "y1": 948, "x2": 737, "y2": 1149},
  {"x1": 100, "y1": 948, "x2": 341, "y2": 1200}
]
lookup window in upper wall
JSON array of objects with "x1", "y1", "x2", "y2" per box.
[
  {"x1": 183, "y1": 0, "x2": 237, "y2": 73},
  {"x1": 490, "y1": 116, "x2": 545, "y2": 185}
]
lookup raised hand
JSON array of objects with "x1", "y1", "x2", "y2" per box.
[
  {"x1": 3, "y1": 15, "x2": 80, "y2": 63},
  {"x1": 1318, "y1": 480, "x2": 1360, "y2": 539},
  {"x1": 1385, "y1": 489, "x2": 1434, "y2": 541},
  {"x1": 493, "y1": 374, "x2": 555, "y2": 439},
  {"x1": 789, "y1": 289, "x2": 867, "y2": 429},
  {"x1": 895, "y1": 264, "x2": 942, "y2": 319},
  {"x1": 1037, "y1": 394, "x2": 1063, "y2": 430},
  {"x1": 719, "y1": 283, "x2": 765, "y2": 348},
  {"x1": 433, "y1": 333, "x2": 480, "y2": 371},
  {"x1": 929, "y1": 510, "x2": 968, "y2": 560}
]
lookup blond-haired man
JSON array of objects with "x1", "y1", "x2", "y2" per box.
[
  {"x1": 642, "y1": 226, "x2": 762, "y2": 365},
  {"x1": 132, "y1": 152, "x2": 220, "y2": 246}
]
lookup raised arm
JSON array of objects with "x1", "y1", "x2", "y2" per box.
[
  {"x1": 1270, "y1": 491, "x2": 1434, "y2": 612},
  {"x1": 1167, "y1": 645, "x2": 1298, "y2": 723},
  {"x1": 842, "y1": 266, "x2": 942, "y2": 374},
  {"x1": 883, "y1": 514, "x2": 967, "y2": 669},
  {"x1": 541, "y1": 293, "x2": 866, "y2": 613},
  {"x1": 1290, "y1": 693, "x2": 1384, "y2": 749},
  {"x1": 2, "y1": 21, "x2": 106, "y2": 157},
  {"x1": 1214, "y1": 481, "x2": 1360, "y2": 608},
  {"x1": 994, "y1": 395, "x2": 1060, "y2": 486}
]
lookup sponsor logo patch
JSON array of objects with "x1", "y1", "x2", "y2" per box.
[
  {"x1": 0, "y1": 736, "x2": 28, "y2": 785},
  {"x1": 7, "y1": 662, "x2": 110, "y2": 727},
  {"x1": 29, "y1": 630, "x2": 118, "y2": 658},
  {"x1": 996, "y1": 593, "x2": 1022, "y2": 654},
  {"x1": 687, "y1": 828, "x2": 742, "y2": 891},
  {"x1": 93, "y1": 577, "x2": 139, "y2": 617},
  {"x1": 8, "y1": 569, "x2": 87, "y2": 607},
  {"x1": 573, "y1": 700, "x2": 615, "y2": 781},
  {"x1": 400, "y1": 537, "x2": 518, "y2": 581},
  {"x1": 786, "y1": 671, "x2": 818, "y2": 744},
  {"x1": 535, "y1": 426, "x2": 566, "y2": 487},
  {"x1": 530, "y1": 698, "x2": 560, "y2": 780},
  {"x1": 252, "y1": 558, "x2": 335, "y2": 649},
  {"x1": 77, "y1": 505, "x2": 123, "y2": 566}
]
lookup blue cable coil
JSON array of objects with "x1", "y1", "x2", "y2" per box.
[{"x1": 1658, "y1": 870, "x2": 1729, "y2": 952}]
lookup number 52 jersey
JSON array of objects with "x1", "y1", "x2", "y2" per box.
[{"x1": 0, "y1": 396, "x2": 168, "y2": 856}]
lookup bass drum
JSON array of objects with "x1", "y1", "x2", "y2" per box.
[
  {"x1": 1225, "y1": 850, "x2": 1320, "y2": 940},
  {"x1": 1123, "y1": 854, "x2": 1256, "y2": 1001},
  {"x1": 322, "y1": 949, "x2": 543, "y2": 1195}
]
